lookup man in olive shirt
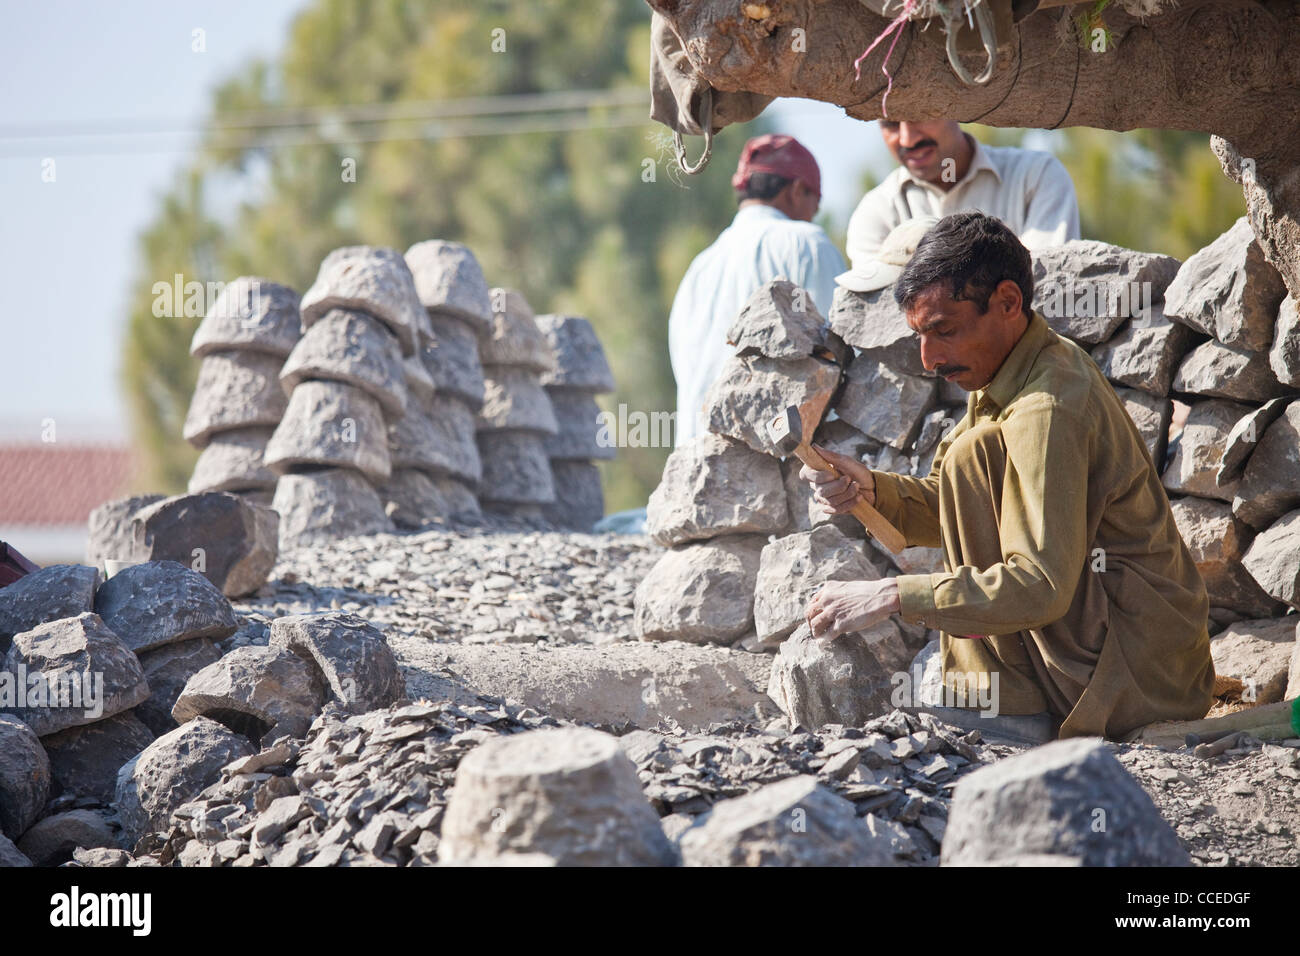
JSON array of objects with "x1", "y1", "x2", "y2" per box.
[{"x1": 802, "y1": 212, "x2": 1214, "y2": 742}]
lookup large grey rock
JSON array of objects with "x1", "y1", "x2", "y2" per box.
[
  {"x1": 16, "y1": 808, "x2": 117, "y2": 866},
  {"x1": 942, "y1": 737, "x2": 1191, "y2": 866},
  {"x1": 114, "y1": 717, "x2": 254, "y2": 844},
  {"x1": 727, "y1": 278, "x2": 837, "y2": 361},
  {"x1": 1172, "y1": 338, "x2": 1294, "y2": 403},
  {"x1": 633, "y1": 535, "x2": 765, "y2": 645},
  {"x1": 172, "y1": 644, "x2": 326, "y2": 745},
  {"x1": 416, "y1": 394, "x2": 483, "y2": 484},
  {"x1": 647, "y1": 433, "x2": 788, "y2": 547},
  {"x1": 1232, "y1": 401, "x2": 1300, "y2": 530},
  {"x1": 0, "y1": 714, "x2": 49, "y2": 840},
  {"x1": 1115, "y1": 387, "x2": 1172, "y2": 466},
  {"x1": 1270, "y1": 296, "x2": 1300, "y2": 387},
  {"x1": 86, "y1": 494, "x2": 165, "y2": 568},
  {"x1": 827, "y1": 285, "x2": 924, "y2": 375},
  {"x1": 0, "y1": 834, "x2": 31, "y2": 867},
  {"x1": 423, "y1": 313, "x2": 485, "y2": 409},
  {"x1": 753, "y1": 526, "x2": 882, "y2": 646},
  {"x1": 265, "y1": 379, "x2": 391, "y2": 483},
  {"x1": 1032, "y1": 240, "x2": 1180, "y2": 343},
  {"x1": 1169, "y1": 496, "x2": 1282, "y2": 618},
  {"x1": 1163, "y1": 217, "x2": 1287, "y2": 352},
  {"x1": 41, "y1": 712, "x2": 154, "y2": 804},
  {"x1": 1090, "y1": 307, "x2": 1199, "y2": 396},
  {"x1": 269, "y1": 611, "x2": 404, "y2": 714},
  {"x1": 271, "y1": 469, "x2": 392, "y2": 550},
  {"x1": 1162, "y1": 399, "x2": 1253, "y2": 502},
  {"x1": 835, "y1": 355, "x2": 938, "y2": 450},
  {"x1": 767, "y1": 622, "x2": 897, "y2": 729},
  {"x1": 2, "y1": 613, "x2": 149, "y2": 736},
  {"x1": 542, "y1": 460, "x2": 605, "y2": 532},
  {"x1": 476, "y1": 430, "x2": 555, "y2": 506},
  {"x1": 188, "y1": 426, "x2": 277, "y2": 494},
  {"x1": 1242, "y1": 510, "x2": 1300, "y2": 610},
  {"x1": 441, "y1": 727, "x2": 677, "y2": 866},
  {"x1": 301, "y1": 245, "x2": 424, "y2": 355},
  {"x1": 432, "y1": 476, "x2": 481, "y2": 520},
  {"x1": 130, "y1": 492, "x2": 278, "y2": 598},
  {"x1": 379, "y1": 468, "x2": 448, "y2": 529},
  {"x1": 190, "y1": 277, "x2": 301, "y2": 359},
  {"x1": 542, "y1": 388, "x2": 615, "y2": 461},
  {"x1": 183, "y1": 350, "x2": 289, "y2": 448},
  {"x1": 94, "y1": 560, "x2": 237, "y2": 654},
  {"x1": 405, "y1": 240, "x2": 492, "y2": 335},
  {"x1": 705, "y1": 353, "x2": 843, "y2": 455},
  {"x1": 679, "y1": 774, "x2": 893, "y2": 867},
  {"x1": 279, "y1": 308, "x2": 407, "y2": 417},
  {"x1": 535, "y1": 314, "x2": 615, "y2": 392},
  {"x1": 403, "y1": 351, "x2": 435, "y2": 404},
  {"x1": 481, "y1": 288, "x2": 555, "y2": 372},
  {"x1": 1217, "y1": 396, "x2": 1292, "y2": 486},
  {"x1": 0, "y1": 564, "x2": 98, "y2": 650},
  {"x1": 135, "y1": 638, "x2": 223, "y2": 736},
  {"x1": 1209, "y1": 618, "x2": 1296, "y2": 705},
  {"x1": 477, "y1": 367, "x2": 559, "y2": 434}
]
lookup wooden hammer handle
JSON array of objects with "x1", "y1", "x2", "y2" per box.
[{"x1": 797, "y1": 444, "x2": 908, "y2": 554}]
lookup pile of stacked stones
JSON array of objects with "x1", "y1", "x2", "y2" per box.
[
  {"x1": 473, "y1": 289, "x2": 560, "y2": 520},
  {"x1": 536, "y1": 313, "x2": 617, "y2": 531},
  {"x1": 184, "y1": 278, "x2": 303, "y2": 508}
]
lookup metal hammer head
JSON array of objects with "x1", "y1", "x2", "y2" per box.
[{"x1": 766, "y1": 405, "x2": 804, "y2": 457}]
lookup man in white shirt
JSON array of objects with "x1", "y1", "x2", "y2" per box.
[
  {"x1": 845, "y1": 121, "x2": 1079, "y2": 270},
  {"x1": 669, "y1": 134, "x2": 846, "y2": 446}
]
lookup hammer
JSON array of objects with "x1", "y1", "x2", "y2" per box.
[{"x1": 767, "y1": 404, "x2": 907, "y2": 554}]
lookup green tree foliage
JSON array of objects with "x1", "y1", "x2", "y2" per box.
[{"x1": 123, "y1": 0, "x2": 761, "y2": 509}]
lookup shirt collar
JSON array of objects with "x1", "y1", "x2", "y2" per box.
[
  {"x1": 900, "y1": 134, "x2": 1003, "y2": 192},
  {"x1": 733, "y1": 203, "x2": 790, "y2": 224},
  {"x1": 976, "y1": 310, "x2": 1055, "y2": 413}
]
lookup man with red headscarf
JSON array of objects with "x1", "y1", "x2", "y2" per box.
[{"x1": 668, "y1": 134, "x2": 846, "y2": 446}]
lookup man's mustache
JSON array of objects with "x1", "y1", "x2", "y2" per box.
[
  {"x1": 900, "y1": 139, "x2": 939, "y2": 156},
  {"x1": 935, "y1": 364, "x2": 968, "y2": 377}
]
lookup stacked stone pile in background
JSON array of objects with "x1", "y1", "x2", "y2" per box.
[{"x1": 535, "y1": 313, "x2": 616, "y2": 532}]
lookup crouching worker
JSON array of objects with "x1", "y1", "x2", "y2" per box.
[{"x1": 802, "y1": 212, "x2": 1214, "y2": 743}]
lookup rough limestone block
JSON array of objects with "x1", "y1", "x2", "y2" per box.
[
  {"x1": 0, "y1": 714, "x2": 49, "y2": 840},
  {"x1": 705, "y1": 353, "x2": 843, "y2": 455},
  {"x1": 405, "y1": 240, "x2": 492, "y2": 335},
  {"x1": 1162, "y1": 399, "x2": 1253, "y2": 502},
  {"x1": 423, "y1": 313, "x2": 485, "y2": 409},
  {"x1": 827, "y1": 285, "x2": 925, "y2": 375},
  {"x1": 1217, "y1": 396, "x2": 1291, "y2": 486},
  {"x1": 188, "y1": 426, "x2": 277, "y2": 494},
  {"x1": 542, "y1": 460, "x2": 605, "y2": 532},
  {"x1": 135, "y1": 638, "x2": 223, "y2": 737},
  {"x1": 542, "y1": 388, "x2": 615, "y2": 461},
  {"x1": 16, "y1": 809, "x2": 117, "y2": 866},
  {"x1": 476, "y1": 430, "x2": 555, "y2": 506},
  {"x1": 86, "y1": 494, "x2": 165, "y2": 568},
  {"x1": 441, "y1": 727, "x2": 677, "y2": 866},
  {"x1": 431, "y1": 476, "x2": 481, "y2": 520},
  {"x1": 727, "y1": 278, "x2": 840, "y2": 361},
  {"x1": 481, "y1": 288, "x2": 555, "y2": 373},
  {"x1": 265, "y1": 379, "x2": 391, "y2": 483},
  {"x1": 190, "y1": 277, "x2": 301, "y2": 359},
  {"x1": 1209, "y1": 618, "x2": 1296, "y2": 704},
  {"x1": 94, "y1": 560, "x2": 237, "y2": 654},
  {"x1": 0, "y1": 564, "x2": 98, "y2": 650},
  {"x1": 911, "y1": 407, "x2": 960, "y2": 478},
  {"x1": 183, "y1": 351, "x2": 290, "y2": 448},
  {"x1": 1232, "y1": 401, "x2": 1300, "y2": 529},
  {"x1": 767, "y1": 622, "x2": 897, "y2": 729},
  {"x1": 130, "y1": 492, "x2": 278, "y2": 598},
  {"x1": 271, "y1": 468, "x2": 392, "y2": 551},
  {"x1": 1032, "y1": 240, "x2": 1180, "y2": 343},
  {"x1": 679, "y1": 774, "x2": 893, "y2": 867},
  {"x1": 1090, "y1": 307, "x2": 1199, "y2": 396},
  {"x1": 477, "y1": 366, "x2": 559, "y2": 434},
  {"x1": 403, "y1": 352, "x2": 435, "y2": 405},
  {"x1": 1242, "y1": 510, "x2": 1300, "y2": 610},
  {"x1": 172, "y1": 644, "x2": 326, "y2": 744},
  {"x1": 1115, "y1": 387, "x2": 1172, "y2": 466},
  {"x1": 634, "y1": 535, "x2": 765, "y2": 645},
  {"x1": 647, "y1": 432, "x2": 789, "y2": 547},
  {"x1": 753, "y1": 526, "x2": 882, "y2": 646},
  {"x1": 835, "y1": 354, "x2": 938, "y2": 450},
  {"x1": 115, "y1": 717, "x2": 254, "y2": 844},
  {"x1": 1172, "y1": 338, "x2": 1294, "y2": 404},
  {"x1": 41, "y1": 712, "x2": 155, "y2": 804},
  {"x1": 942, "y1": 738, "x2": 1190, "y2": 866},
  {"x1": 379, "y1": 468, "x2": 449, "y2": 529},
  {"x1": 1163, "y1": 217, "x2": 1287, "y2": 352},
  {"x1": 419, "y1": 394, "x2": 483, "y2": 484},
  {"x1": 269, "y1": 611, "x2": 405, "y2": 714},
  {"x1": 279, "y1": 308, "x2": 407, "y2": 417},
  {"x1": 534, "y1": 314, "x2": 615, "y2": 392},
  {"x1": 1270, "y1": 296, "x2": 1300, "y2": 387},
  {"x1": 301, "y1": 245, "x2": 424, "y2": 355},
  {"x1": 1169, "y1": 496, "x2": 1281, "y2": 618}
]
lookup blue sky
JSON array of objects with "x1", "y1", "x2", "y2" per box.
[{"x1": 0, "y1": 2, "x2": 888, "y2": 443}]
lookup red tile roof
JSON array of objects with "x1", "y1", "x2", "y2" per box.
[{"x1": 0, "y1": 444, "x2": 137, "y2": 526}]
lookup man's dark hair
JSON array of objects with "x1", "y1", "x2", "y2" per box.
[
  {"x1": 894, "y1": 212, "x2": 1033, "y2": 317},
  {"x1": 740, "y1": 171, "x2": 792, "y2": 202}
]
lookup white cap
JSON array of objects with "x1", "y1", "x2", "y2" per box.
[{"x1": 836, "y1": 215, "x2": 941, "y2": 293}]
